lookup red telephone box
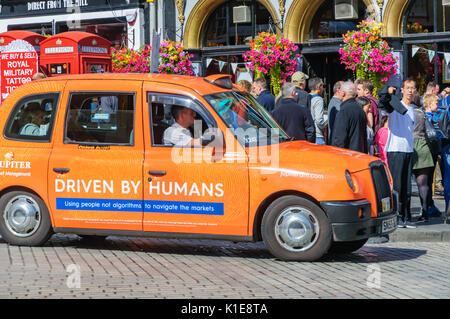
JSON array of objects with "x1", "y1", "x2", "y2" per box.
[
  {"x1": 0, "y1": 31, "x2": 45, "y2": 55},
  {"x1": 39, "y1": 31, "x2": 111, "y2": 77}
]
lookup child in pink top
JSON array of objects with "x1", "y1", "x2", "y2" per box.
[{"x1": 374, "y1": 116, "x2": 389, "y2": 167}]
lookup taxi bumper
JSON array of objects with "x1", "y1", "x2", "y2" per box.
[{"x1": 320, "y1": 198, "x2": 398, "y2": 242}]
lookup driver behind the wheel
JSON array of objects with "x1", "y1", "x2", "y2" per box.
[{"x1": 163, "y1": 105, "x2": 202, "y2": 146}]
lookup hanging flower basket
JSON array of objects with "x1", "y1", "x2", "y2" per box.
[
  {"x1": 159, "y1": 40, "x2": 194, "y2": 76},
  {"x1": 243, "y1": 32, "x2": 300, "y2": 96},
  {"x1": 338, "y1": 19, "x2": 398, "y2": 97},
  {"x1": 112, "y1": 45, "x2": 152, "y2": 73},
  {"x1": 112, "y1": 41, "x2": 194, "y2": 76}
]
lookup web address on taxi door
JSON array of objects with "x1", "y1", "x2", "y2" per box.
[{"x1": 56, "y1": 198, "x2": 224, "y2": 215}]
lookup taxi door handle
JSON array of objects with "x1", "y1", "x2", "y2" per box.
[
  {"x1": 149, "y1": 171, "x2": 166, "y2": 176},
  {"x1": 53, "y1": 168, "x2": 70, "y2": 174}
]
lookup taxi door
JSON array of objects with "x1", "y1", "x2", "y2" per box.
[
  {"x1": 48, "y1": 80, "x2": 144, "y2": 231},
  {"x1": 142, "y1": 88, "x2": 250, "y2": 237}
]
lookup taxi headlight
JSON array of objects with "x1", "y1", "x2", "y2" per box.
[{"x1": 345, "y1": 170, "x2": 355, "y2": 191}]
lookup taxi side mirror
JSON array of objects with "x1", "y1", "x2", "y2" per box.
[
  {"x1": 203, "y1": 128, "x2": 225, "y2": 162},
  {"x1": 200, "y1": 132, "x2": 215, "y2": 146}
]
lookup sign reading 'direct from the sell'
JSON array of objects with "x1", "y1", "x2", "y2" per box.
[{"x1": 1, "y1": 40, "x2": 38, "y2": 103}]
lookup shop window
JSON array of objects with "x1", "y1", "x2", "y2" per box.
[
  {"x1": 309, "y1": 0, "x2": 371, "y2": 40},
  {"x1": 57, "y1": 18, "x2": 127, "y2": 48},
  {"x1": 8, "y1": 23, "x2": 52, "y2": 36},
  {"x1": 65, "y1": 92, "x2": 135, "y2": 145},
  {"x1": 408, "y1": 44, "x2": 439, "y2": 95},
  {"x1": 404, "y1": 1, "x2": 450, "y2": 91},
  {"x1": 405, "y1": 0, "x2": 450, "y2": 34},
  {"x1": 409, "y1": 42, "x2": 450, "y2": 94},
  {"x1": 203, "y1": 0, "x2": 273, "y2": 47},
  {"x1": 4, "y1": 93, "x2": 59, "y2": 142},
  {"x1": 204, "y1": 55, "x2": 251, "y2": 80}
]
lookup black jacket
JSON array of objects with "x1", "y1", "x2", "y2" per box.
[
  {"x1": 378, "y1": 84, "x2": 407, "y2": 115},
  {"x1": 271, "y1": 97, "x2": 315, "y2": 142},
  {"x1": 331, "y1": 98, "x2": 368, "y2": 153},
  {"x1": 257, "y1": 90, "x2": 275, "y2": 112},
  {"x1": 294, "y1": 87, "x2": 312, "y2": 109}
]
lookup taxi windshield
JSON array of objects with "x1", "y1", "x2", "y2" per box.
[{"x1": 204, "y1": 91, "x2": 289, "y2": 146}]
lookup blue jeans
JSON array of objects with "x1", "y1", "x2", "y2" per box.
[
  {"x1": 315, "y1": 137, "x2": 326, "y2": 145},
  {"x1": 442, "y1": 143, "x2": 450, "y2": 213}
]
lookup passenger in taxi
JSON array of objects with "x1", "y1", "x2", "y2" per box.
[
  {"x1": 163, "y1": 105, "x2": 201, "y2": 146},
  {"x1": 99, "y1": 96, "x2": 118, "y2": 114},
  {"x1": 19, "y1": 103, "x2": 47, "y2": 136},
  {"x1": 230, "y1": 100, "x2": 250, "y2": 129}
]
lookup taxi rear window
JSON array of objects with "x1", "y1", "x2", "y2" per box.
[
  {"x1": 3, "y1": 93, "x2": 59, "y2": 142},
  {"x1": 64, "y1": 92, "x2": 135, "y2": 145}
]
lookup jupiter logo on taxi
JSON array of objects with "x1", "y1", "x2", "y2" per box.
[
  {"x1": 4, "y1": 152, "x2": 14, "y2": 162},
  {"x1": 0, "y1": 152, "x2": 31, "y2": 169}
]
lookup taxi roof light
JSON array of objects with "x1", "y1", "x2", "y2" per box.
[{"x1": 204, "y1": 74, "x2": 233, "y2": 89}]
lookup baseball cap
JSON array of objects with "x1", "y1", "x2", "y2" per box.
[{"x1": 291, "y1": 71, "x2": 309, "y2": 84}]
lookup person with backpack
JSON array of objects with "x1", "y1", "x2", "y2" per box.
[
  {"x1": 356, "y1": 79, "x2": 380, "y2": 129},
  {"x1": 432, "y1": 97, "x2": 450, "y2": 217}
]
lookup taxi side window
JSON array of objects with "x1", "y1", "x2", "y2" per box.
[
  {"x1": 4, "y1": 93, "x2": 59, "y2": 142},
  {"x1": 148, "y1": 94, "x2": 215, "y2": 147},
  {"x1": 65, "y1": 92, "x2": 135, "y2": 145}
]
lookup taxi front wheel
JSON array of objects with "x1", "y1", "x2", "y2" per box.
[
  {"x1": 0, "y1": 191, "x2": 53, "y2": 246},
  {"x1": 261, "y1": 196, "x2": 332, "y2": 262}
]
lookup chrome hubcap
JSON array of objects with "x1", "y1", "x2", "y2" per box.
[
  {"x1": 4, "y1": 195, "x2": 41, "y2": 237},
  {"x1": 275, "y1": 206, "x2": 319, "y2": 252}
]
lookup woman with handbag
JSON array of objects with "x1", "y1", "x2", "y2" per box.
[{"x1": 413, "y1": 94, "x2": 441, "y2": 222}]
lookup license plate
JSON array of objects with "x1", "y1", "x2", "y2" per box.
[
  {"x1": 382, "y1": 216, "x2": 397, "y2": 233},
  {"x1": 381, "y1": 197, "x2": 391, "y2": 213}
]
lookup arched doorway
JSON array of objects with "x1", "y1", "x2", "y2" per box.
[
  {"x1": 184, "y1": 0, "x2": 277, "y2": 80},
  {"x1": 284, "y1": 0, "x2": 377, "y2": 42},
  {"x1": 382, "y1": 0, "x2": 410, "y2": 37},
  {"x1": 285, "y1": 0, "x2": 376, "y2": 103}
]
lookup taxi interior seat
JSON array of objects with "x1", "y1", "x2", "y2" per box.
[{"x1": 151, "y1": 103, "x2": 170, "y2": 145}]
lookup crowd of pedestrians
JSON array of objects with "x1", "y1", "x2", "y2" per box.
[{"x1": 237, "y1": 73, "x2": 450, "y2": 229}]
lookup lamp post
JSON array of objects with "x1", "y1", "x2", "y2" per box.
[
  {"x1": 377, "y1": 0, "x2": 384, "y2": 23},
  {"x1": 278, "y1": 0, "x2": 285, "y2": 32},
  {"x1": 175, "y1": 0, "x2": 185, "y2": 42}
]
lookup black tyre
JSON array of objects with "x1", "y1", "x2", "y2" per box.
[
  {"x1": 261, "y1": 195, "x2": 332, "y2": 261},
  {"x1": 0, "y1": 191, "x2": 53, "y2": 246},
  {"x1": 328, "y1": 239, "x2": 368, "y2": 254}
]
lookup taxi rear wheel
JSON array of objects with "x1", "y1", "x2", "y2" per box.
[
  {"x1": 0, "y1": 191, "x2": 53, "y2": 246},
  {"x1": 261, "y1": 195, "x2": 332, "y2": 261}
]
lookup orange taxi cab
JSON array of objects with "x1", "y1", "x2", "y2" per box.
[{"x1": 0, "y1": 73, "x2": 398, "y2": 261}]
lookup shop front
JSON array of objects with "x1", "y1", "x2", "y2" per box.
[
  {"x1": 291, "y1": 0, "x2": 379, "y2": 100},
  {"x1": 183, "y1": 0, "x2": 380, "y2": 103},
  {"x1": 0, "y1": 0, "x2": 146, "y2": 50}
]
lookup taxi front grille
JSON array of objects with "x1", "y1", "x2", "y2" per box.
[{"x1": 370, "y1": 161, "x2": 392, "y2": 216}]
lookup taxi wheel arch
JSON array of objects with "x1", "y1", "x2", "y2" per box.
[
  {"x1": 261, "y1": 195, "x2": 332, "y2": 262},
  {"x1": 253, "y1": 191, "x2": 323, "y2": 241},
  {"x1": 0, "y1": 189, "x2": 53, "y2": 246}
]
